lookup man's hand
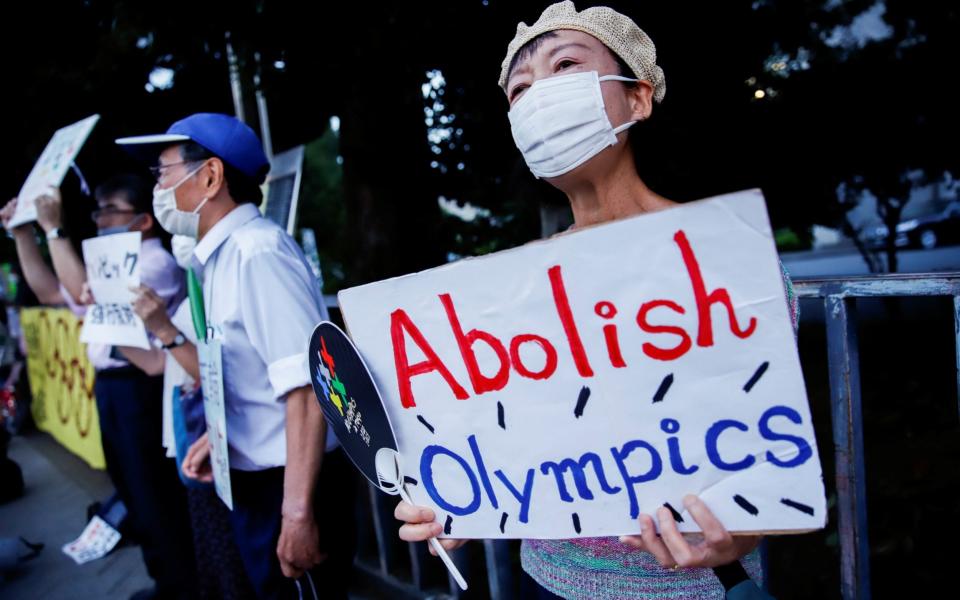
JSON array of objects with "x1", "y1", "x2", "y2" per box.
[
  {"x1": 277, "y1": 513, "x2": 327, "y2": 579},
  {"x1": 129, "y1": 284, "x2": 176, "y2": 338}
]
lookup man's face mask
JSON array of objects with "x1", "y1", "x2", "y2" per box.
[{"x1": 152, "y1": 163, "x2": 209, "y2": 238}]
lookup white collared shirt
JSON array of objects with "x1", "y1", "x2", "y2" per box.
[{"x1": 191, "y1": 203, "x2": 337, "y2": 471}]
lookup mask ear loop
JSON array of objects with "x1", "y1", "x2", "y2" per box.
[
  {"x1": 192, "y1": 197, "x2": 210, "y2": 215},
  {"x1": 599, "y1": 75, "x2": 642, "y2": 135},
  {"x1": 163, "y1": 162, "x2": 209, "y2": 195},
  {"x1": 598, "y1": 74, "x2": 639, "y2": 84},
  {"x1": 126, "y1": 213, "x2": 148, "y2": 231},
  {"x1": 179, "y1": 160, "x2": 211, "y2": 216}
]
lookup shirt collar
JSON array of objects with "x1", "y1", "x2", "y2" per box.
[{"x1": 193, "y1": 203, "x2": 261, "y2": 268}]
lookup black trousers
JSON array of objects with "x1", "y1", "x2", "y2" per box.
[
  {"x1": 228, "y1": 448, "x2": 356, "y2": 600},
  {"x1": 95, "y1": 367, "x2": 197, "y2": 599}
]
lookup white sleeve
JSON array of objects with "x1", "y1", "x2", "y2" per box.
[{"x1": 238, "y1": 249, "x2": 325, "y2": 399}]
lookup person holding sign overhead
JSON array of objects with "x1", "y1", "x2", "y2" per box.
[
  {"x1": 116, "y1": 113, "x2": 355, "y2": 600},
  {"x1": 1, "y1": 175, "x2": 197, "y2": 600},
  {"x1": 394, "y1": 3, "x2": 791, "y2": 599}
]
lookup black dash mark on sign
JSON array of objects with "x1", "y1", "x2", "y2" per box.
[
  {"x1": 497, "y1": 401, "x2": 506, "y2": 430},
  {"x1": 403, "y1": 476, "x2": 418, "y2": 486},
  {"x1": 653, "y1": 374, "x2": 674, "y2": 403},
  {"x1": 417, "y1": 415, "x2": 435, "y2": 433},
  {"x1": 572, "y1": 513, "x2": 582, "y2": 534},
  {"x1": 743, "y1": 361, "x2": 770, "y2": 393},
  {"x1": 664, "y1": 502, "x2": 684, "y2": 523},
  {"x1": 499, "y1": 512, "x2": 508, "y2": 534},
  {"x1": 444, "y1": 515, "x2": 453, "y2": 535},
  {"x1": 733, "y1": 495, "x2": 759, "y2": 516},
  {"x1": 574, "y1": 386, "x2": 591, "y2": 418},
  {"x1": 780, "y1": 498, "x2": 815, "y2": 516}
]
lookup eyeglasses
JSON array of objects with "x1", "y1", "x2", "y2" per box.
[
  {"x1": 148, "y1": 160, "x2": 197, "y2": 181},
  {"x1": 90, "y1": 207, "x2": 136, "y2": 222}
]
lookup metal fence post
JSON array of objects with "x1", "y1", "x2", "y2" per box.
[{"x1": 824, "y1": 294, "x2": 871, "y2": 600}]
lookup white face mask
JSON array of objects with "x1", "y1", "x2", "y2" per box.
[
  {"x1": 152, "y1": 164, "x2": 209, "y2": 238},
  {"x1": 170, "y1": 234, "x2": 197, "y2": 269},
  {"x1": 508, "y1": 71, "x2": 638, "y2": 179}
]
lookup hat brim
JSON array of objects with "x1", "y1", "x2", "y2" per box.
[{"x1": 115, "y1": 133, "x2": 192, "y2": 165}]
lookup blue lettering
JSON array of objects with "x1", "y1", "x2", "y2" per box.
[
  {"x1": 660, "y1": 418, "x2": 698, "y2": 475},
  {"x1": 494, "y1": 468, "x2": 536, "y2": 523},
  {"x1": 705, "y1": 419, "x2": 755, "y2": 471},
  {"x1": 611, "y1": 440, "x2": 663, "y2": 519},
  {"x1": 758, "y1": 405, "x2": 813, "y2": 468},
  {"x1": 468, "y1": 434, "x2": 499, "y2": 508},
  {"x1": 420, "y1": 445, "x2": 481, "y2": 516},
  {"x1": 540, "y1": 452, "x2": 622, "y2": 502}
]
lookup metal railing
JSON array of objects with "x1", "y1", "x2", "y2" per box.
[{"x1": 791, "y1": 272, "x2": 960, "y2": 600}]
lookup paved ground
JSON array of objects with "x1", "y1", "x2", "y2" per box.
[
  {"x1": 781, "y1": 243, "x2": 960, "y2": 276},
  {"x1": 0, "y1": 430, "x2": 152, "y2": 599},
  {"x1": 0, "y1": 430, "x2": 387, "y2": 600}
]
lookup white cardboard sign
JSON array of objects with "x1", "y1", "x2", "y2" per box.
[
  {"x1": 10, "y1": 115, "x2": 99, "y2": 228},
  {"x1": 79, "y1": 232, "x2": 150, "y2": 349},
  {"x1": 198, "y1": 338, "x2": 233, "y2": 510},
  {"x1": 339, "y1": 190, "x2": 826, "y2": 539}
]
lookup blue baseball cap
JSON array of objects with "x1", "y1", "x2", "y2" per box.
[{"x1": 116, "y1": 113, "x2": 270, "y2": 184}]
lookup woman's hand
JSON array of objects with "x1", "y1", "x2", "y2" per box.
[
  {"x1": 78, "y1": 282, "x2": 95, "y2": 305},
  {"x1": 394, "y1": 501, "x2": 468, "y2": 556},
  {"x1": 182, "y1": 432, "x2": 213, "y2": 482},
  {"x1": 35, "y1": 187, "x2": 64, "y2": 233},
  {"x1": 1, "y1": 198, "x2": 21, "y2": 232},
  {"x1": 619, "y1": 495, "x2": 761, "y2": 569}
]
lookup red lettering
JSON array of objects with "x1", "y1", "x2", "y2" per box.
[
  {"x1": 509, "y1": 334, "x2": 558, "y2": 380},
  {"x1": 548, "y1": 265, "x2": 594, "y2": 377},
  {"x1": 603, "y1": 325, "x2": 627, "y2": 368},
  {"x1": 390, "y1": 308, "x2": 469, "y2": 408},
  {"x1": 636, "y1": 299, "x2": 692, "y2": 361},
  {"x1": 440, "y1": 293, "x2": 510, "y2": 395},
  {"x1": 674, "y1": 230, "x2": 757, "y2": 347},
  {"x1": 595, "y1": 301, "x2": 626, "y2": 368}
]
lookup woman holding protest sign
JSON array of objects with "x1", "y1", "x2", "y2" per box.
[{"x1": 394, "y1": 2, "x2": 792, "y2": 598}]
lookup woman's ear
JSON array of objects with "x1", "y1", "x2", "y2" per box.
[{"x1": 627, "y1": 80, "x2": 655, "y2": 122}]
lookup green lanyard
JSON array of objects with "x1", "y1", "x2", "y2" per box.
[{"x1": 187, "y1": 268, "x2": 207, "y2": 343}]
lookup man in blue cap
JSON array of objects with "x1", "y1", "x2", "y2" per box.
[{"x1": 117, "y1": 113, "x2": 354, "y2": 599}]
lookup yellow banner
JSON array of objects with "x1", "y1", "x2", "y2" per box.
[{"x1": 21, "y1": 307, "x2": 104, "y2": 469}]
